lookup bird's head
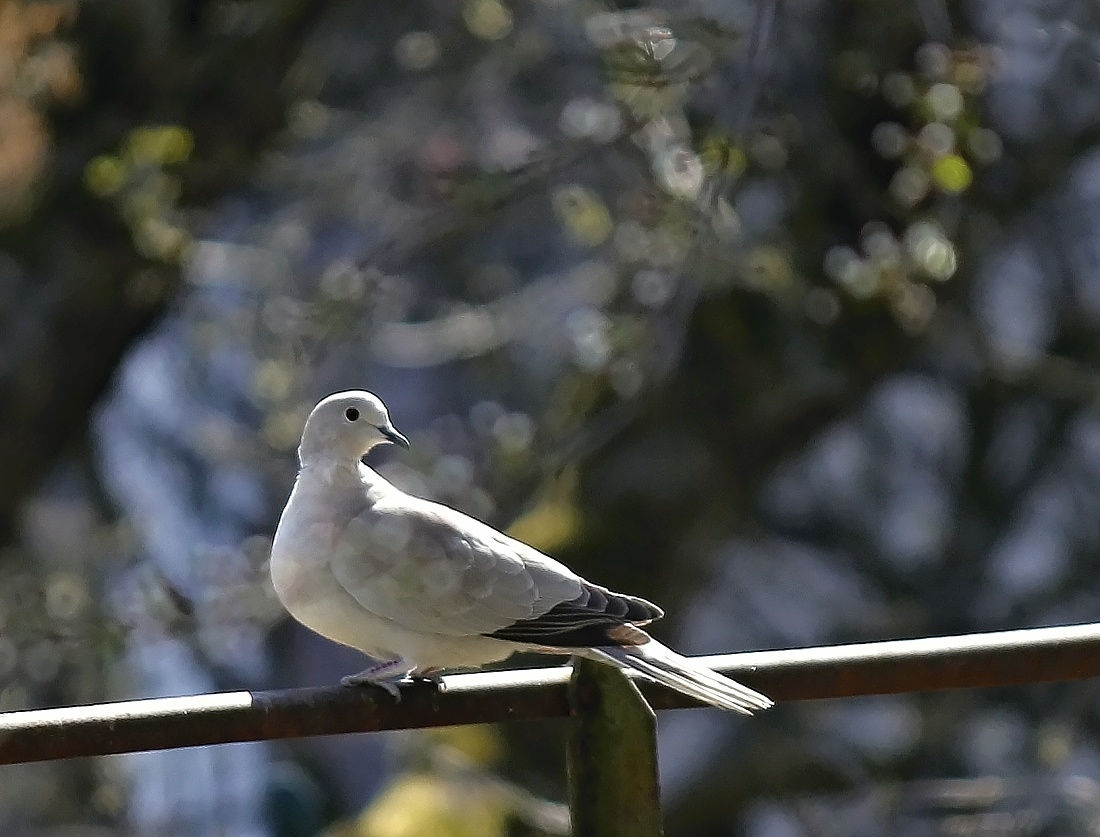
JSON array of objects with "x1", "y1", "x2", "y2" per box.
[{"x1": 298, "y1": 390, "x2": 410, "y2": 465}]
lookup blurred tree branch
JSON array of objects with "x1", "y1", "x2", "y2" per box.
[{"x1": 0, "y1": 0, "x2": 334, "y2": 541}]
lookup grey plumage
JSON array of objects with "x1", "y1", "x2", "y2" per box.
[{"x1": 270, "y1": 390, "x2": 773, "y2": 714}]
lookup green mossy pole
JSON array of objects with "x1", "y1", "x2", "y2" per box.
[{"x1": 567, "y1": 656, "x2": 663, "y2": 837}]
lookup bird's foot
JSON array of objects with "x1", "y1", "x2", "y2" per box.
[
  {"x1": 341, "y1": 658, "x2": 413, "y2": 701},
  {"x1": 411, "y1": 667, "x2": 447, "y2": 692}
]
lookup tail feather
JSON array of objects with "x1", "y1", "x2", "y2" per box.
[{"x1": 589, "y1": 640, "x2": 773, "y2": 715}]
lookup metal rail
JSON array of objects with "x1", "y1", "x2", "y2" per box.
[{"x1": 2, "y1": 622, "x2": 1099, "y2": 765}]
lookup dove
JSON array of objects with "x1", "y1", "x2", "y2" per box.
[{"x1": 269, "y1": 390, "x2": 773, "y2": 714}]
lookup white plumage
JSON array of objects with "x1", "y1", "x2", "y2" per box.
[{"x1": 270, "y1": 390, "x2": 773, "y2": 714}]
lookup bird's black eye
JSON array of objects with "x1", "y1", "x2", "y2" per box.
[{"x1": 345, "y1": 407, "x2": 360, "y2": 422}]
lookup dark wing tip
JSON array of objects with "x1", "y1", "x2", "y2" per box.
[
  {"x1": 584, "y1": 583, "x2": 663, "y2": 624},
  {"x1": 627, "y1": 594, "x2": 664, "y2": 624},
  {"x1": 485, "y1": 581, "x2": 664, "y2": 648}
]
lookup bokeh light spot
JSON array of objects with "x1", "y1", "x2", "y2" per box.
[
  {"x1": 463, "y1": 0, "x2": 513, "y2": 41},
  {"x1": 932, "y1": 154, "x2": 973, "y2": 193}
]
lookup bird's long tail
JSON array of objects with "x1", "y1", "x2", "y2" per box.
[{"x1": 587, "y1": 640, "x2": 773, "y2": 715}]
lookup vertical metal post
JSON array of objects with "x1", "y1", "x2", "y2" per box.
[{"x1": 567, "y1": 657, "x2": 663, "y2": 837}]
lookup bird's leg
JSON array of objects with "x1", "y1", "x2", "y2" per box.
[{"x1": 341, "y1": 657, "x2": 413, "y2": 700}]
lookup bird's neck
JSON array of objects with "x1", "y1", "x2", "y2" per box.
[
  {"x1": 298, "y1": 455, "x2": 390, "y2": 494},
  {"x1": 299, "y1": 455, "x2": 364, "y2": 488}
]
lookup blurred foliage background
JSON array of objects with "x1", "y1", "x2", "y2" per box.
[{"x1": 4, "y1": 0, "x2": 1100, "y2": 834}]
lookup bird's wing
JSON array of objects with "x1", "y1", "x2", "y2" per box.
[{"x1": 328, "y1": 494, "x2": 661, "y2": 644}]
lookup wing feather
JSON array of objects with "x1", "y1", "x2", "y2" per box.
[
  {"x1": 329, "y1": 495, "x2": 583, "y2": 636},
  {"x1": 485, "y1": 582, "x2": 662, "y2": 647},
  {"x1": 329, "y1": 491, "x2": 663, "y2": 645}
]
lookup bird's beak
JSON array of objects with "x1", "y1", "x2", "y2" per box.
[{"x1": 380, "y1": 425, "x2": 411, "y2": 449}]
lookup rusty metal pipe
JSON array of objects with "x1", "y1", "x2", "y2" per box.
[{"x1": 2, "y1": 622, "x2": 1100, "y2": 765}]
